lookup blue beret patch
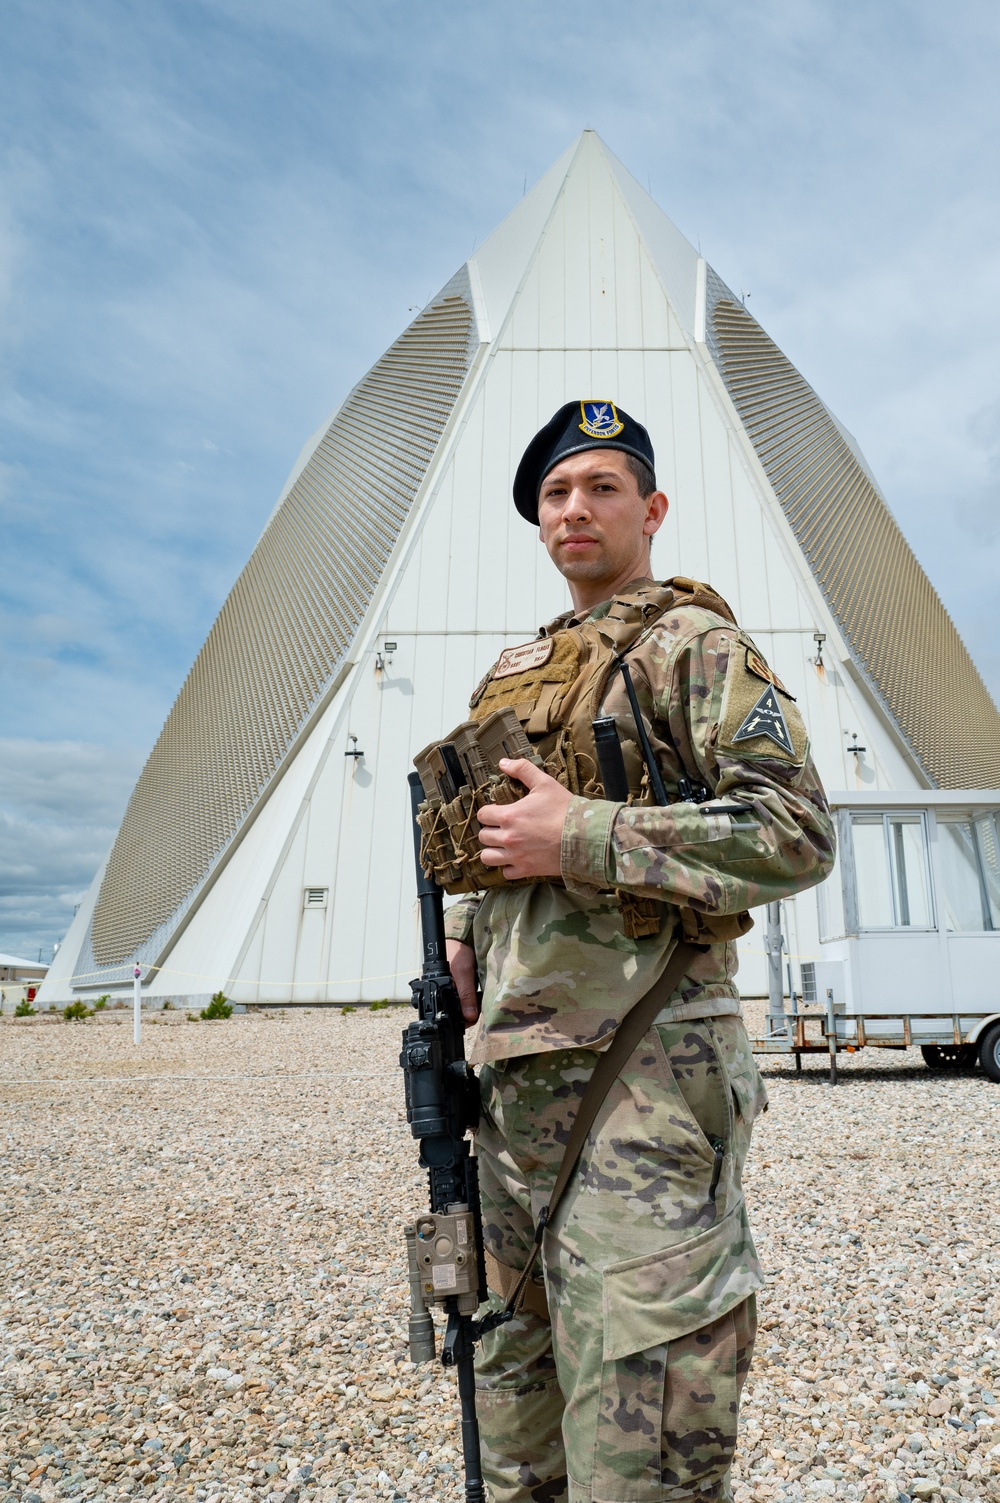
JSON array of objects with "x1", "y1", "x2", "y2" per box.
[{"x1": 578, "y1": 400, "x2": 625, "y2": 440}]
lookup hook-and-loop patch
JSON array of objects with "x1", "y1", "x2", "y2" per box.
[{"x1": 718, "y1": 640, "x2": 807, "y2": 763}]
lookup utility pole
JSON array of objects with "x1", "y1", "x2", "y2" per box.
[{"x1": 765, "y1": 902, "x2": 786, "y2": 1036}]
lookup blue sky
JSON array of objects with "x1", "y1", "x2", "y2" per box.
[{"x1": 1, "y1": 0, "x2": 998, "y2": 960}]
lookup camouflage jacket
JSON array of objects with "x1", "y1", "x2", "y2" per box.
[{"x1": 444, "y1": 581, "x2": 836, "y2": 1066}]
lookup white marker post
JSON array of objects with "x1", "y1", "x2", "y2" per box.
[{"x1": 133, "y1": 964, "x2": 142, "y2": 1046}]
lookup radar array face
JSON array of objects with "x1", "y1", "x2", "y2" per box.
[
  {"x1": 88, "y1": 285, "x2": 477, "y2": 972},
  {"x1": 709, "y1": 292, "x2": 1000, "y2": 791}
]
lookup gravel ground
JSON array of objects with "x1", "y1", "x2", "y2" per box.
[{"x1": 1, "y1": 1005, "x2": 997, "y2": 1503}]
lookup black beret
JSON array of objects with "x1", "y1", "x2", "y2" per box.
[{"x1": 513, "y1": 400, "x2": 656, "y2": 524}]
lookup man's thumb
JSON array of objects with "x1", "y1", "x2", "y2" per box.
[{"x1": 499, "y1": 756, "x2": 546, "y2": 789}]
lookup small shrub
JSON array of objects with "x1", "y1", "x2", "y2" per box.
[
  {"x1": 162, "y1": 999, "x2": 174, "y2": 1011},
  {"x1": 63, "y1": 1000, "x2": 92, "y2": 1022},
  {"x1": 200, "y1": 991, "x2": 232, "y2": 1021},
  {"x1": 93, "y1": 995, "x2": 110, "y2": 1011},
  {"x1": 369, "y1": 999, "x2": 390, "y2": 1011},
  {"x1": 15, "y1": 999, "x2": 36, "y2": 1017},
  {"x1": 186, "y1": 1013, "x2": 198, "y2": 1022},
  {"x1": 340, "y1": 1005, "x2": 356, "y2": 1015}
]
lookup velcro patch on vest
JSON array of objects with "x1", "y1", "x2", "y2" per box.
[
  {"x1": 493, "y1": 638, "x2": 554, "y2": 679},
  {"x1": 746, "y1": 647, "x2": 793, "y2": 699},
  {"x1": 718, "y1": 642, "x2": 808, "y2": 764},
  {"x1": 472, "y1": 632, "x2": 582, "y2": 722}
]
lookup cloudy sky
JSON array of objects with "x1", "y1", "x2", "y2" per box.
[{"x1": 1, "y1": 0, "x2": 998, "y2": 960}]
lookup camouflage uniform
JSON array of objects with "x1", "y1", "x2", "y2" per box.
[{"x1": 443, "y1": 583, "x2": 835, "y2": 1503}]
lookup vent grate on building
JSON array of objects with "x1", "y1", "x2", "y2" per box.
[
  {"x1": 799, "y1": 962, "x2": 817, "y2": 1005},
  {"x1": 709, "y1": 295, "x2": 1000, "y2": 791},
  {"x1": 90, "y1": 287, "x2": 477, "y2": 968}
]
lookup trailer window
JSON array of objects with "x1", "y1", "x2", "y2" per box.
[
  {"x1": 890, "y1": 817, "x2": 932, "y2": 927},
  {"x1": 938, "y1": 814, "x2": 1000, "y2": 931},
  {"x1": 983, "y1": 815, "x2": 1000, "y2": 925},
  {"x1": 850, "y1": 813, "x2": 933, "y2": 929},
  {"x1": 852, "y1": 817, "x2": 893, "y2": 927},
  {"x1": 817, "y1": 856, "x2": 846, "y2": 941}
]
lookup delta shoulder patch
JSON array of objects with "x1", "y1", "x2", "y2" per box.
[
  {"x1": 733, "y1": 683, "x2": 794, "y2": 754},
  {"x1": 578, "y1": 400, "x2": 625, "y2": 440},
  {"x1": 718, "y1": 639, "x2": 808, "y2": 764}
]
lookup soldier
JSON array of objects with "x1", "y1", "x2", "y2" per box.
[{"x1": 439, "y1": 400, "x2": 835, "y2": 1503}]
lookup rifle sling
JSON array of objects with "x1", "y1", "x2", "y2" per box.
[
  {"x1": 483, "y1": 1249, "x2": 550, "y2": 1319},
  {"x1": 499, "y1": 939, "x2": 703, "y2": 1319}
]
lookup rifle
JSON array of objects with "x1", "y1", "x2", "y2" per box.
[{"x1": 401, "y1": 771, "x2": 506, "y2": 1503}]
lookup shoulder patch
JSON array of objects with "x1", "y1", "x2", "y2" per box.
[
  {"x1": 746, "y1": 647, "x2": 793, "y2": 699},
  {"x1": 718, "y1": 643, "x2": 808, "y2": 764},
  {"x1": 732, "y1": 683, "x2": 794, "y2": 754},
  {"x1": 493, "y1": 638, "x2": 554, "y2": 679}
]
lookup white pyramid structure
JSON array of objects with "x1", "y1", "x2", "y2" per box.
[{"x1": 41, "y1": 132, "x2": 1000, "y2": 1008}]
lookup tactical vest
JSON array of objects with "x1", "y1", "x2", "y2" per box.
[{"x1": 415, "y1": 577, "x2": 753, "y2": 943}]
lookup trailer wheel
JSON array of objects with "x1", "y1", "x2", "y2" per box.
[
  {"x1": 920, "y1": 1044, "x2": 976, "y2": 1071},
  {"x1": 978, "y1": 1024, "x2": 1000, "y2": 1084}
]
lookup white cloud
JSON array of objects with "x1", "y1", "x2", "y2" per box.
[{"x1": 0, "y1": 740, "x2": 143, "y2": 956}]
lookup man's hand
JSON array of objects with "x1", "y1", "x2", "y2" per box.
[
  {"x1": 446, "y1": 939, "x2": 480, "y2": 1028},
  {"x1": 477, "y1": 758, "x2": 573, "y2": 879}
]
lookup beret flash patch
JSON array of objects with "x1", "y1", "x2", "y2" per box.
[{"x1": 578, "y1": 400, "x2": 624, "y2": 439}]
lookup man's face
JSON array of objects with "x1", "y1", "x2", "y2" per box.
[{"x1": 536, "y1": 449, "x2": 667, "y2": 590}]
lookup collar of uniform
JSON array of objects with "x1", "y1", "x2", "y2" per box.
[{"x1": 540, "y1": 576, "x2": 657, "y2": 635}]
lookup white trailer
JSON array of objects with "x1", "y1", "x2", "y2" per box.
[{"x1": 751, "y1": 791, "x2": 1000, "y2": 1082}]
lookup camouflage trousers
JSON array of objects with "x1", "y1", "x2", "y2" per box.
[{"x1": 473, "y1": 1014, "x2": 768, "y2": 1503}]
